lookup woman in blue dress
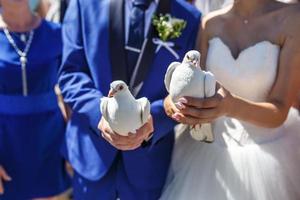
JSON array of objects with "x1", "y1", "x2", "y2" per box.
[{"x1": 0, "y1": 0, "x2": 69, "y2": 199}]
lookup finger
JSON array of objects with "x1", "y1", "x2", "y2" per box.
[
  {"x1": 110, "y1": 133, "x2": 135, "y2": 146},
  {"x1": 99, "y1": 117, "x2": 115, "y2": 135},
  {"x1": 109, "y1": 132, "x2": 142, "y2": 147},
  {"x1": 174, "y1": 102, "x2": 186, "y2": 110},
  {"x1": 128, "y1": 133, "x2": 139, "y2": 139},
  {"x1": 102, "y1": 131, "x2": 130, "y2": 147},
  {"x1": 102, "y1": 124, "x2": 132, "y2": 144},
  {"x1": 124, "y1": 143, "x2": 142, "y2": 151},
  {"x1": 115, "y1": 143, "x2": 141, "y2": 151},
  {"x1": 172, "y1": 113, "x2": 198, "y2": 125},
  {"x1": 97, "y1": 118, "x2": 105, "y2": 131},
  {"x1": 172, "y1": 113, "x2": 215, "y2": 125},
  {"x1": 97, "y1": 122, "x2": 102, "y2": 131},
  {"x1": 126, "y1": 133, "x2": 145, "y2": 147},
  {"x1": 176, "y1": 115, "x2": 199, "y2": 125},
  {"x1": 101, "y1": 132, "x2": 114, "y2": 143},
  {"x1": 103, "y1": 126, "x2": 114, "y2": 135},
  {"x1": 133, "y1": 122, "x2": 150, "y2": 138},
  {"x1": 136, "y1": 124, "x2": 153, "y2": 141},
  {"x1": 0, "y1": 171, "x2": 11, "y2": 182},
  {"x1": 179, "y1": 95, "x2": 221, "y2": 109},
  {"x1": 180, "y1": 107, "x2": 220, "y2": 119},
  {"x1": 164, "y1": 97, "x2": 180, "y2": 116},
  {"x1": 128, "y1": 117, "x2": 154, "y2": 143},
  {"x1": 102, "y1": 133, "x2": 133, "y2": 150},
  {"x1": 0, "y1": 180, "x2": 3, "y2": 195},
  {"x1": 171, "y1": 103, "x2": 180, "y2": 113}
]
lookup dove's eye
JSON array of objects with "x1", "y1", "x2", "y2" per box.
[{"x1": 119, "y1": 85, "x2": 124, "y2": 90}]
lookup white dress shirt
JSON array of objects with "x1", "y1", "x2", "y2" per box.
[{"x1": 125, "y1": 0, "x2": 159, "y2": 44}]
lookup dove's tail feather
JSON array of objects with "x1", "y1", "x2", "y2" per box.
[{"x1": 204, "y1": 71, "x2": 217, "y2": 98}]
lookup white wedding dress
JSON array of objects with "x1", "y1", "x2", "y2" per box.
[{"x1": 160, "y1": 37, "x2": 300, "y2": 200}]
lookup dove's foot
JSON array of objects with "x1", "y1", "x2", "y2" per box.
[
  {"x1": 189, "y1": 124, "x2": 214, "y2": 143},
  {"x1": 190, "y1": 125, "x2": 207, "y2": 141}
]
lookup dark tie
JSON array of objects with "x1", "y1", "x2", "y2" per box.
[{"x1": 126, "y1": 0, "x2": 152, "y2": 80}]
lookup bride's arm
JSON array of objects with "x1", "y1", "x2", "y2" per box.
[
  {"x1": 171, "y1": 12, "x2": 300, "y2": 128},
  {"x1": 229, "y1": 28, "x2": 300, "y2": 127}
]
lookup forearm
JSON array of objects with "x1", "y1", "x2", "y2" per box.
[
  {"x1": 228, "y1": 94, "x2": 289, "y2": 128},
  {"x1": 151, "y1": 99, "x2": 177, "y2": 145},
  {"x1": 58, "y1": 72, "x2": 103, "y2": 133}
]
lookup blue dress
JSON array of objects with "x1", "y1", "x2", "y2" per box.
[{"x1": 0, "y1": 20, "x2": 69, "y2": 199}]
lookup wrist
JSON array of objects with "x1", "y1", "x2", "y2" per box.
[{"x1": 225, "y1": 92, "x2": 237, "y2": 117}]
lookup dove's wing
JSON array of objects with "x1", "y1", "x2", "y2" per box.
[
  {"x1": 100, "y1": 97, "x2": 109, "y2": 120},
  {"x1": 136, "y1": 97, "x2": 151, "y2": 125},
  {"x1": 204, "y1": 71, "x2": 216, "y2": 98},
  {"x1": 164, "y1": 62, "x2": 181, "y2": 92}
]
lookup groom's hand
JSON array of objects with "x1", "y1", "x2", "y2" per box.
[{"x1": 98, "y1": 116, "x2": 154, "y2": 151}]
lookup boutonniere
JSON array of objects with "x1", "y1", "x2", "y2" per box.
[{"x1": 152, "y1": 14, "x2": 187, "y2": 59}]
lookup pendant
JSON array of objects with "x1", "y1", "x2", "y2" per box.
[
  {"x1": 244, "y1": 20, "x2": 249, "y2": 25},
  {"x1": 20, "y1": 34, "x2": 27, "y2": 43},
  {"x1": 20, "y1": 56, "x2": 28, "y2": 96},
  {"x1": 20, "y1": 56, "x2": 27, "y2": 65}
]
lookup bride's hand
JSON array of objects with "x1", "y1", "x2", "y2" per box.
[{"x1": 172, "y1": 86, "x2": 233, "y2": 125}]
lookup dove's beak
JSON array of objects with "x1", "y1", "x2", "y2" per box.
[
  {"x1": 108, "y1": 88, "x2": 117, "y2": 97},
  {"x1": 192, "y1": 60, "x2": 198, "y2": 66}
]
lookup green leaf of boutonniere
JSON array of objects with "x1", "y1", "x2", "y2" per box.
[{"x1": 152, "y1": 14, "x2": 187, "y2": 42}]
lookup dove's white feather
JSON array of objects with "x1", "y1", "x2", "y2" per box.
[
  {"x1": 204, "y1": 71, "x2": 217, "y2": 98},
  {"x1": 106, "y1": 94, "x2": 140, "y2": 135},
  {"x1": 100, "y1": 97, "x2": 109, "y2": 120},
  {"x1": 136, "y1": 97, "x2": 151, "y2": 124},
  {"x1": 169, "y1": 63, "x2": 206, "y2": 102},
  {"x1": 165, "y1": 62, "x2": 181, "y2": 93}
]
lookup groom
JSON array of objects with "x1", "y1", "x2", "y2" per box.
[{"x1": 59, "y1": 0, "x2": 200, "y2": 199}]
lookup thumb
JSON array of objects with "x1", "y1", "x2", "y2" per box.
[
  {"x1": 0, "y1": 180, "x2": 3, "y2": 195},
  {"x1": 0, "y1": 166, "x2": 11, "y2": 182}
]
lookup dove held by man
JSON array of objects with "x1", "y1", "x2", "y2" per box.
[{"x1": 100, "y1": 81, "x2": 151, "y2": 136}]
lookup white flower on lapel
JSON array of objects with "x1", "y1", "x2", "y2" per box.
[{"x1": 152, "y1": 14, "x2": 187, "y2": 59}]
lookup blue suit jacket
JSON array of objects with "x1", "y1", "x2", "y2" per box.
[{"x1": 59, "y1": 0, "x2": 201, "y2": 190}]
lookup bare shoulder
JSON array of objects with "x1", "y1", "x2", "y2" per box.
[
  {"x1": 201, "y1": 6, "x2": 232, "y2": 38},
  {"x1": 281, "y1": 4, "x2": 300, "y2": 38},
  {"x1": 0, "y1": 15, "x2": 5, "y2": 29}
]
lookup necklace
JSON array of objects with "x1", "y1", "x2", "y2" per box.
[
  {"x1": 234, "y1": 1, "x2": 269, "y2": 25},
  {"x1": 3, "y1": 28, "x2": 34, "y2": 96}
]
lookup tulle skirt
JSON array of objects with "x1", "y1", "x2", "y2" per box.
[{"x1": 161, "y1": 109, "x2": 300, "y2": 200}]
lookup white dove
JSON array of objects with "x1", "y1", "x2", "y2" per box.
[
  {"x1": 164, "y1": 50, "x2": 216, "y2": 142},
  {"x1": 100, "y1": 80, "x2": 151, "y2": 136}
]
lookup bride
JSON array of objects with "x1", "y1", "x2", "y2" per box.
[{"x1": 161, "y1": 0, "x2": 300, "y2": 200}]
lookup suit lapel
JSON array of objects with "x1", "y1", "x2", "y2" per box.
[
  {"x1": 109, "y1": 0, "x2": 128, "y2": 83},
  {"x1": 129, "y1": 0, "x2": 171, "y2": 96}
]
